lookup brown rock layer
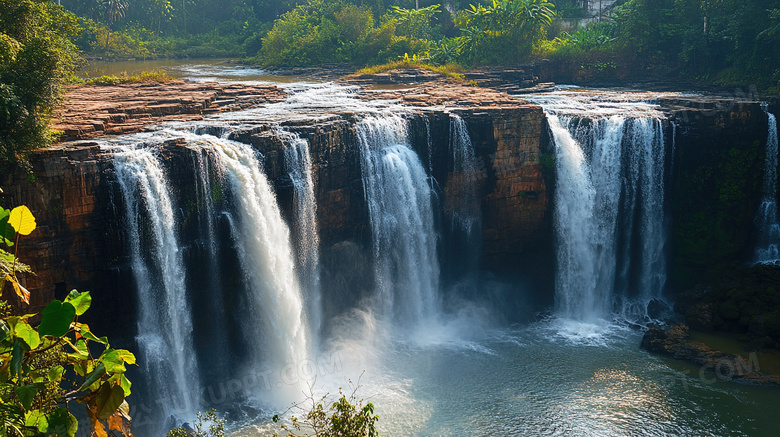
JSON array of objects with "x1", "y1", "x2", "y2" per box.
[{"x1": 52, "y1": 81, "x2": 287, "y2": 141}]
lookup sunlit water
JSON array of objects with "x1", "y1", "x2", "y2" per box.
[
  {"x1": 227, "y1": 315, "x2": 780, "y2": 437},
  {"x1": 79, "y1": 58, "x2": 321, "y2": 84}
]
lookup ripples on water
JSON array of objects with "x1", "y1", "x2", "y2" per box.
[{"x1": 226, "y1": 310, "x2": 778, "y2": 437}]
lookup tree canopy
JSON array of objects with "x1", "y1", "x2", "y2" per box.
[{"x1": 0, "y1": 0, "x2": 80, "y2": 174}]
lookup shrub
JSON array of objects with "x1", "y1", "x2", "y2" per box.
[{"x1": 273, "y1": 375, "x2": 379, "y2": 437}]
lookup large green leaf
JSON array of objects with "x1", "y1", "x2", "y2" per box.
[
  {"x1": 46, "y1": 407, "x2": 78, "y2": 437},
  {"x1": 99, "y1": 349, "x2": 127, "y2": 373},
  {"x1": 0, "y1": 207, "x2": 14, "y2": 246},
  {"x1": 78, "y1": 363, "x2": 106, "y2": 392},
  {"x1": 11, "y1": 319, "x2": 40, "y2": 349},
  {"x1": 114, "y1": 349, "x2": 136, "y2": 365},
  {"x1": 96, "y1": 382, "x2": 125, "y2": 420},
  {"x1": 11, "y1": 339, "x2": 23, "y2": 376},
  {"x1": 67, "y1": 337, "x2": 89, "y2": 360},
  {"x1": 119, "y1": 374, "x2": 132, "y2": 397},
  {"x1": 25, "y1": 409, "x2": 49, "y2": 433},
  {"x1": 65, "y1": 290, "x2": 92, "y2": 316},
  {"x1": 38, "y1": 300, "x2": 76, "y2": 337},
  {"x1": 47, "y1": 364, "x2": 65, "y2": 382},
  {"x1": 15, "y1": 384, "x2": 40, "y2": 410}
]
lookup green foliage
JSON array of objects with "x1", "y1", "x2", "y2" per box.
[
  {"x1": 454, "y1": 0, "x2": 556, "y2": 65},
  {"x1": 390, "y1": 4, "x2": 442, "y2": 40},
  {"x1": 0, "y1": 0, "x2": 81, "y2": 174},
  {"x1": 543, "y1": 0, "x2": 780, "y2": 90},
  {"x1": 256, "y1": 0, "x2": 427, "y2": 67},
  {"x1": 80, "y1": 69, "x2": 173, "y2": 85},
  {"x1": 354, "y1": 59, "x2": 466, "y2": 81},
  {"x1": 273, "y1": 375, "x2": 379, "y2": 437},
  {"x1": 0, "y1": 203, "x2": 135, "y2": 437},
  {"x1": 167, "y1": 409, "x2": 226, "y2": 437}
]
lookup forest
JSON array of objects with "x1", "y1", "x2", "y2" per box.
[{"x1": 57, "y1": 0, "x2": 780, "y2": 90}]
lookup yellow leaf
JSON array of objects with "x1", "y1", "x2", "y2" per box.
[
  {"x1": 9, "y1": 205, "x2": 36, "y2": 236},
  {"x1": 93, "y1": 419, "x2": 108, "y2": 437},
  {"x1": 6, "y1": 275, "x2": 30, "y2": 304},
  {"x1": 88, "y1": 407, "x2": 108, "y2": 437},
  {"x1": 107, "y1": 412, "x2": 123, "y2": 432}
]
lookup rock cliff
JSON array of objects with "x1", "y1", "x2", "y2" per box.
[{"x1": 1, "y1": 81, "x2": 773, "y2": 334}]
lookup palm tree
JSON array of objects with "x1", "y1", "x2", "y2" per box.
[{"x1": 102, "y1": 0, "x2": 128, "y2": 50}]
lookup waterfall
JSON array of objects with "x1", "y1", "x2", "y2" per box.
[
  {"x1": 112, "y1": 144, "x2": 201, "y2": 423},
  {"x1": 447, "y1": 113, "x2": 482, "y2": 284},
  {"x1": 190, "y1": 147, "x2": 230, "y2": 373},
  {"x1": 534, "y1": 92, "x2": 668, "y2": 321},
  {"x1": 207, "y1": 135, "x2": 310, "y2": 392},
  {"x1": 357, "y1": 114, "x2": 440, "y2": 325},
  {"x1": 448, "y1": 114, "x2": 482, "y2": 236},
  {"x1": 755, "y1": 105, "x2": 780, "y2": 263},
  {"x1": 281, "y1": 130, "x2": 322, "y2": 342}
]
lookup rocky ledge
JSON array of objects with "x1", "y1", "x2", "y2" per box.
[
  {"x1": 52, "y1": 81, "x2": 287, "y2": 141},
  {"x1": 641, "y1": 323, "x2": 780, "y2": 386},
  {"x1": 361, "y1": 82, "x2": 536, "y2": 110}
]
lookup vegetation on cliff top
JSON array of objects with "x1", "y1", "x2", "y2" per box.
[
  {"x1": 48, "y1": 0, "x2": 780, "y2": 91},
  {"x1": 352, "y1": 58, "x2": 467, "y2": 81},
  {"x1": 0, "y1": 0, "x2": 81, "y2": 174}
]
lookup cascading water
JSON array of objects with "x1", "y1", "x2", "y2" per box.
[
  {"x1": 755, "y1": 104, "x2": 780, "y2": 263},
  {"x1": 190, "y1": 147, "x2": 230, "y2": 371},
  {"x1": 446, "y1": 113, "x2": 483, "y2": 286},
  {"x1": 357, "y1": 114, "x2": 440, "y2": 325},
  {"x1": 281, "y1": 129, "x2": 322, "y2": 341},
  {"x1": 89, "y1": 76, "x2": 779, "y2": 437},
  {"x1": 206, "y1": 134, "x2": 311, "y2": 398},
  {"x1": 111, "y1": 144, "x2": 201, "y2": 425},
  {"x1": 526, "y1": 91, "x2": 668, "y2": 322},
  {"x1": 448, "y1": 113, "x2": 482, "y2": 236}
]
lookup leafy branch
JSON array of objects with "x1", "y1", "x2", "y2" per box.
[{"x1": 0, "y1": 200, "x2": 136, "y2": 437}]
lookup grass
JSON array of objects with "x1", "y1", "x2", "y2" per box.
[
  {"x1": 76, "y1": 69, "x2": 174, "y2": 86},
  {"x1": 352, "y1": 60, "x2": 468, "y2": 82}
]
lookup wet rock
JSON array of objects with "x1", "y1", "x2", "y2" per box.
[{"x1": 641, "y1": 323, "x2": 780, "y2": 386}]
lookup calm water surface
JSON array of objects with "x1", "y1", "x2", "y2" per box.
[{"x1": 79, "y1": 58, "x2": 316, "y2": 84}]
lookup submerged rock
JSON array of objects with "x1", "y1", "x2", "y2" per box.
[{"x1": 641, "y1": 323, "x2": 780, "y2": 386}]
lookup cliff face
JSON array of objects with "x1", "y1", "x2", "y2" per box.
[
  {"x1": 1, "y1": 83, "x2": 773, "y2": 330},
  {"x1": 1, "y1": 144, "x2": 112, "y2": 311},
  {"x1": 665, "y1": 99, "x2": 770, "y2": 287},
  {"x1": 1, "y1": 97, "x2": 551, "y2": 325}
]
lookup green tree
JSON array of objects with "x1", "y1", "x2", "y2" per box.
[
  {"x1": 0, "y1": 0, "x2": 80, "y2": 175},
  {"x1": 390, "y1": 3, "x2": 441, "y2": 39},
  {"x1": 455, "y1": 0, "x2": 554, "y2": 64}
]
